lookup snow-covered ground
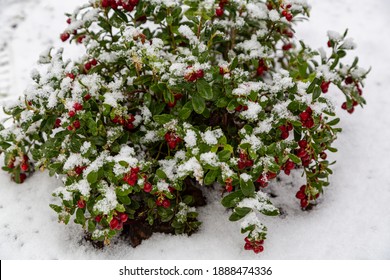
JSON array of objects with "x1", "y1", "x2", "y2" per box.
[{"x1": 0, "y1": 0, "x2": 389, "y2": 259}]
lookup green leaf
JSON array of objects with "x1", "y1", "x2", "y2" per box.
[
  {"x1": 49, "y1": 204, "x2": 62, "y2": 213},
  {"x1": 261, "y1": 208, "x2": 280, "y2": 216},
  {"x1": 327, "y1": 118, "x2": 340, "y2": 126},
  {"x1": 88, "y1": 220, "x2": 96, "y2": 232},
  {"x1": 76, "y1": 208, "x2": 86, "y2": 225},
  {"x1": 113, "y1": 9, "x2": 128, "y2": 23},
  {"x1": 197, "y1": 79, "x2": 213, "y2": 100},
  {"x1": 313, "y1": 86, "x2": 322, "y2": 100},
  {"x1": 133, "y1": 75, "x2": 153, "y2": 86},
  {"x1": 229, "y1": 212, "x2": 243, "y2": 221},
  {"x1": 221, "y1": 190, "x2": 244, "y2": 208},
  {"x1": 192, "y1": 94, "x2": 205, "y2": 114},
  {"x1": 153, "y1": 114, "x2": 175, "y2": 124},
  {"x1": 234, "y1": 207, "x2": 252, "y2": 217},
  {"x1": 217, "y1": 150, "x2": 231, "y2": 162},
  {"x1": 288, "y1": 154, "x2": 301, "y2": 164},
  {"x1": 307, "y1": 78, "x2": 319, "y2": 94},
  {"x1": 204, "y1": 169, "x2": 219, "y2": 185},
  {"x1": 87, "y1": 171, "x2": 98, "y2": 184},
  {"x1": 178, "y1": 101, "x2": 193, "y2": 120},
  {"x1": 240, "y1": 178, "x2": 255, "y2": 197}
]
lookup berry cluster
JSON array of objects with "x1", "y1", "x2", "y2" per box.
[
  {"x1": 295, "y1": 139, "x2": 313, "y2": 167},
  {"x1": 215, "y1": 0, "x2": 228, "y2": 17},
  {"x1": 244, "y1": 237, "x2": 264, "y2": 254},
  {"x1": 84, "y1": 58, "x2": 98, "y2": 72},
  {"x1": 256, "y1": 59, "x2": 268, "y2": 76},
  {"x1": 281, "y1": 159, "x2": 295, "y2": 176},
  {"x1": 74, "y1": 165, "x2": 87, "y2": 176},
  {"x1": 278, "y1": 122, "x2": 293, "y2": 140},
  {"x1": 281, "y1": 4, "x2": 293, "y2": 21},
  {"x1": 295, "y1": 185, "x2": 319, "y2": 209},
  {"x1": 123, "y1": 167, "x2": 140, "y2": 186},
  {"x1": 156, "y1": 195, "x2": 171, "y2": 209},
  {"x1": 225, "y1": 178, "x2": 233, "y2": 192},
  {"x1": 299, "y1": 107, "x2": 314, "y2": 129},
  {"x1": 320, "y1": 80, "x2": 331, "y2": 93},
  {"x1": 112, "y1": 114, "x2": 136, "y2": 130},
  {"x1": 237, "y1": 151, "x2": 253, "y2": 170},
  {"x1": 77, "y1": 199, "x2": 86, "y2": 209},
  {"x1": 102, "y1": 0, "x2": 139, "y2": 12},
  {"x1": 256, "y1": 171, "x2": 277, "y2": 188},
  {"x1": 164, "y1": 132, "x2": 182, "y2": 149},
  {"x1": 184, "y1": 66, "x2": 204, "y2": 82},
  {"x1": 109, "y1": 212, "x2": 128, "y2": 230}
]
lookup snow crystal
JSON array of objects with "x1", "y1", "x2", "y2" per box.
[
  {"x1": 157, "y1": 180, "x2": 170, "y2": 192},
  {"x1": 201, "y1": 129, "x2": 223, "y2": 145},
  {"x1": 177, "y1": 157, "x2": 204, "y2": 184},
  {"x1": 158, "y1": 158, "x2": 177, "y2": 181},
  {"x1": 268, "y1": 9, "x2": 280, "y2": 21},
  {"x1": 80, "y1": 142, "x2": 91, "y2": 154},
  {"x1": 184, "y1": 130, "x2": 197, "y2": 148},
  {"x1": 53, "y1": 186, "x2": 72, "y2": 201},
  {"x1": 240, "y1": 173, "x2": 252, "y2": 182},
  {"x1": 327, "y1": 30, "x2": 342, "y2": 41},
  {"x1": 140, "y1": 106, "x2": 152, "y2": 124},
  {"x1": 83, "y1": 151, "x2": 110, "y2": 176},
  {"x1": 241, "y1": 134, "x2": 262, "y2": 151},
  {"x1": 232, "y1": 81, "x2": 265, "y2": 97},
  {"x1": 342, "y1": 38, "x2": 357, "y2": 50},
  {"x1": 67, "y1": 179, "x2": 91, "y2": 198},
  {"x1": 93, "y1": 185, "x2": 118, "y2": 215},
  {"x1": 200, "y1": 152, "x2": 219, "y2": 167},
  {"x1": 246, "y1": 3, "x2": 268, "y2": 20},
  {"x1": 241, "y1": 102, "x2": 262, "y2": 121},
  {"x1": 63, "y1": 153, "x2": 89, "y2": 170}
]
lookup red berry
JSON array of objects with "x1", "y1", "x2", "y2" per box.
[
  {"x1": 281, "y1": 131, "x2": 289, "y2": 140},
  {"x1": 219, "y1": 67, "x2": 225, "y2": 75},
  {"x1": 282, "y1": 43, "x2": 293, "y2": 51},
  {"x1": 285, "y1": 13, "x2": 293, "y2": 21},
  {"x1": 321, "y1": 81, "x2": 331, "y2": 93},
  {"x1": 84, "y1": 94, "x2": 91, "y2": 101},
  {"x1": 347, "y1": 107, "x2": 355, "y2": 114},
  {"x1": 90, "y1": 59, "x2": 98, "y2": 66},
  {"x1": 245, "y1": 159, "x2": 254, "y2": 168},
  {"x1": 296, "y1": 148, "x2": 307, "y2": 158},
  {"x1": 285, "y1": 160, "x2": 295, "y2": 170},
  {"x1": 174, "y1": 93, "x2": 183, "y2": 100},
  {"x1": 109, "y1": 218, "x2": 119, "y2": 230},
  {"x1": 67, "y1": 125, "x2": 74, "y2": 131},
  {"x1": 320, "y1": 152, "x2": 327, "y2": 160},
  {"x1": 116, "y1": 222, "x2": 123, "y2": 230},
  {"x1": 162, "y1": 199, "x2": 171, "y2": 209},
  {"x1": 60, "y1": 32, "x2": 70, "y2": 42},
  {"x1": 345, "y1": 76, "x2": 354, "y2": 85},
  {"x1": 75, "y1": 166, "x2": 83, "y2": 175},
  {"x1": 298, "y1": 139, "x2": 308, "y2": 148},
  {"x1": 77, "y1": 35, "x2": 86, "y2": 44},
  {"x1": 73, "y1": 102, "x2": 83, "y2": 111},
  {"x1": 257, "y1": 66, "x2": 266, "y2": 76},
  {"x1": 68, "y1": 110, "x2": 76, "y2": 117},
  {"x1": 143, "y1": 182, "x2": 153, "y2": 193},
  {"x1": 123, "y1": 4, "x2": 134, "y2": 11},
  {"x1": 21, "y1": 163, "x2": 29, "y2": 172},
  {"x1": 66, "y1": 73, "x2": 75, "y2": 80},
  {"x1": 196, "y1": 69, "x2": 204, "y2": 79},
  {"x1": 226, "y1": 184, "x2": 233, "y2": 192},
  {"x1": 215, "y1": 8, "x2": 224, "y2": 17},
  {"x1": 300, "y1": 198, "x2": 309, "y2": 208},
  {"x1": 119, "y1": 213, "x2": 128, "y2": 222},
  {"x1": 244, "y1": 243, "x2": 253, "y2": 250},
  {"x1": 95, "y1": 215, "x2": 102, "y2": 223},
  {"x1": 327, "y1": 40, "x2": 332, "y2": 48},
  {"x1": 341, "y1": 102, "x2": 347, "y2": 110},
  {"x1": 304, "y1": 117, "x2": 315, "y2": 129},
  {"x1": 167, "y1": 100, "x2": 177, "y2": 108},
  {"x1": 131, "y1": 167, "x2": 140, "y2": 174},
  {"x1": 296, "y1": 191, "x2": 306, "y2": 200},
  {"x1": 101, "y1": 0, "x2": 110, "y2": 8},
  {"x1": 84, "y1": 62, "x2": 92, "y2": 71},
  {"x1": 299, "y1": 111, "x2": 310, "y2": 121},
  {"x1": 67, "y1": 18, "x2": 71, "y2": 24},
  {"x1": 77, "y1": 199, "x2": 86, "y2": 209},
  {"x1": 253, "y1": 246, "x2": 264, "y2": 254},
  {"x1": 237, "y1": 160, "x2": 246, "y2": 170},
  {"x1": 129, "y1": 0, "x2": 139, "y2": 5},
  {"x1": 19, "y1": 173, "x2": 27, "y2": 183},
  {"x1": 54, "y1": 118, "x2": 62, "y2": 128},
  {"x1": 73, "y1": 120, "x2": 81, "y2": 129}
]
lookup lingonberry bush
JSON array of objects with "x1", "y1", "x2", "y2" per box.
[{"x1": 0, "y1": 0, "x2": 369, "y2": 253}]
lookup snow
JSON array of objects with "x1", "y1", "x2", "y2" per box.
[{"x1": 0, "y1": 0, "x2": 390, "y2": 260}]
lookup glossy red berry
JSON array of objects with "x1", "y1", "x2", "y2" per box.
[
  {"x1": 90, "y1": 59, "x2": 98, "y2": 66},
  {"x1": 119, "y1": 213, "x2": 128, "y2": 223},
  {"x1": 73, "y1": 103, "x2": 83, "y2": 111},
  {"x1": 298, "y1": 139, "x2": 308, "y2": 148},
  {"x1": 162, "y1": 199, "x2": 171, "y2": 209},
  {"x1": 73, "y1": 120, "x2": 81, "y2": 129},
  {"x1": 144, "y1": 182, "x2": 153, "y2": 193},
  {"x1": 226, "y1": 184, "x2": 233, "y2": 192},
  {"x1": 84, "y1": 94, "x2": 91, "y2": 101},
  {"x1": 101, "y1": 0, "x2": 110, "y2": 8},
  {"x1": 321, "y1": 81, "x2": 331, "y2": 93},
  {"x1": 60, "y1": 32, "x2": 70, "y2": 42},
  {"x1": 345, "y1": 76, "x2": 354, "y2": 84},
  {"x1": 216, "y1": 8, "x2": 224, "y2": 17},
  {"x1": 95, "y1": 215, "x2": 102, "y2": 223},
  {"x1": 84, "y1": 62, "x2": 92, "y2": 71},
  {"x1": 54, "y1": 118, "x2": 62, "y2": 128},
  {"x1": 19, "y1": 173, "x2": 27, "y2": 183},
  {"x1": 77, "y1": 199, "x2": 86, "y2": 209},
  {"x1": 109, "y1": 218, "x2": 119, "y2": 230},
  {"x1": 21, "y1": 163, "x2": 29, "y2": 172},
  {"x1": 68, "y1": 110, "x2": 76, "y2": 117}
]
